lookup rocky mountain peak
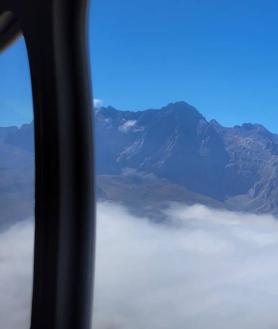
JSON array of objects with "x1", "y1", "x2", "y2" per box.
[{"x1": 3, "y1": 100, "x2": 278, "y2": 215}]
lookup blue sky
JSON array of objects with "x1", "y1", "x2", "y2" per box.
[{"x1": 1, "y1": 0, "x2": 278, "y2": 131}]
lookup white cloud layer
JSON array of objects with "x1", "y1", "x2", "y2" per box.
[
  {"x1": 2, "y1": 203, "x2": 278, "y2": 329},
  {"x1": 0, "y1": 220, "x2": 34, "y2": 329}
]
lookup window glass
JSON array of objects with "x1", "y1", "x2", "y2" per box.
[
  {"x1": 0, "y1": 37, "x2": 34, "y2": 329},
  {"x1": 91, "y1": 1, "x2": 278, "y2": 329}
]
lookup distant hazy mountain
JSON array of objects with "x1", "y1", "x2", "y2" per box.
[
  {"x1": 2, "y1": 101, "x2": 278, "y2": 227},
  {"x1": 0, "y1": 126, "x2": 34, "y2": 229}
]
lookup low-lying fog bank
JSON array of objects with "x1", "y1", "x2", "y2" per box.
[{"x1": 2, "y1": 203, "x2": 278, "y2": 329}]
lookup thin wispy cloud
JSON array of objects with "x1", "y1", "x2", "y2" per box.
[{"x1": 94, "y1": 99, "x2": 103, "y2": 108}]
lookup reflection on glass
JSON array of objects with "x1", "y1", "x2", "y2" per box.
[
  {"x1": 91, "y1": 1, "x2": 278, "y2": 329},
  {"x1": 0, "y1": 37, "x2": 34, "y2": 329}
]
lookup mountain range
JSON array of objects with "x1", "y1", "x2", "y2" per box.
[{"x1": 1, "y1": 101, "x2": 278, "y2": 227}]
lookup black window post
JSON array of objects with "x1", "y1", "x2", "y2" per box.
[{"x1": 0, "y1": 1, "x2": 95, "y2": 329}]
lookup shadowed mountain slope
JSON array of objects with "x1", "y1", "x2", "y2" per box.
[{"x1": 2, "y1": 101, "x2": 278, "y2": 227}]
